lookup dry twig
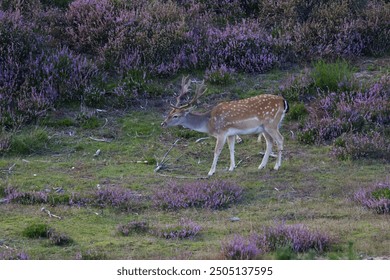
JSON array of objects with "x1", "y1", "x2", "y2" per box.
[
  {"x1": 41, "y1": 207, "x2": 62, "y2": 220},
  {"x1": 89, "y1": 137, "x2": 112, "y2": 143},
  {"x1": 154, "y1": 139, "x2": 180, "y2": 172}
]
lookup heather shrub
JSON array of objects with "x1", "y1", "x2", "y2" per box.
[
  {"x1": 360, "y1": 1, "x2": 390, "y2": 56},
  {"x1": 261, "y1": 223, "x2": 333, "y2": 253},
  {"x1": 332, "y1": 132, "x2": 390, "y2": 161},
  {"x1": 0, "y1": 130, "x2": 12, "y2": 154},
  {"x1": 221, "y1": 234, "x2": 261, "y2": 260},
  {"x1": 93, "y1": 186, "x2": 143, "y2": 212},
  {"x1": 75, "y1": 250, "x2": 107, "y2": 260},
  {"x1": 354, "y1": 181, "x2": 390, "y2": 214},
  {"x1": 155, "y1": 219, "x2": 202, "y2": 240},
  {"x1": 0, "y1": 10, "x2": 51, "y2": 128},
  {"x1": 5, "y1": 187, "x2": 48, "y2": 205},
  {"x1": 153, "y1": 180, "x2": 243, "y2": 210},
  {"x1": 117, "y1": 221, "x2": 149, "y2": 236},
  {"x1": 279, "y1": 68, "x2": 314, "y2": 102},
  {"x1": 290, "y1": 0, "x2": 365, "y2": 59},
  {"x1": 205, "y1": 64, "x2": 236, "y2": 85},
  {"x1": 49, "y1": 47, "x2": 98, "y2": 102},
  {"x1": 205, "y1": 19, "x2": 289, "y2": 73},
  {"x1": 221, "y1": 222, "x2": 333, "y2": 259},
  {"x1": 299, "y1": 75, "x2": 390, "y2": 153},
  {"x1": 0, "y1": 250, "x2": 29, "y2": 260},
  {"x1": 41, "y1": 0, "x2": 73, "y2": 9},
  {"x1": 47, "y1": 229, "x2": 73, "y2": 246},
  {"x1": 65, "y1": 0, "x2": 116, "y2": 55}
]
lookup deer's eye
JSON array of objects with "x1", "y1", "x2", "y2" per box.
[{"x1": 172, "y1": 115, "x2": 179, "y2": 119}]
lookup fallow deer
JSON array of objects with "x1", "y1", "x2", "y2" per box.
[{"x1": 161, "y1": 76, "x2": 289, "y2": 176}]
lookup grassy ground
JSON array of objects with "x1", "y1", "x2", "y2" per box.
[{"x1": 1, "y1": 59, "x2": 389, "y2": 260}]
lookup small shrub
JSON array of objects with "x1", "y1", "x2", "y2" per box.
[
  {"x1": 299, "y1": 75, "x2": 390, "y2": 151},
  {"x1": 22, "y1": 223, "x2": 49, "y2": 239},
  {"x1": 75, "y1": 250, "x2": 107, "y2": 260},
  {"x1": 153, "y1": 180, "x2": 243, "y2": 210},
  {"x1": 0, "y1": 130, "x2": 12, "y2": 154},
  {"x1": 205, "y1": 64, "x2": 235, "y2": 85},
  {"x1": 297, "y1": 130, "x2": 317, "y2": 145},
  {"x1": 155, "y1": 219, "x2": 201, "y2": 240},
  {"x1": 79, "y1": 115, "x2": 101, "y2": 129},
  {"x1": 47, "y1": 229, "x2": 73, "y2": 246},
  {"x1": 221, "y1": 222, "x2": 333, "y2": 259},
  {"x1": 48, "y1": 193, "x2": 71, "y2": 205},
  {"x1": 5, "y1": 187, "x2": 48, "y2": 205},
  {"x1": 286, "y1": 103, "x2": 307, "y2": 121},
  {"x1": 65, "y1": 0, "x2": 116, "y2": 55},
  {"x1": 332, "y1": 132, "x2": 390, "y2": 161},
  {"x1": 311, "y1": 60, "x2": 354, "y2": 92},
  {"x1": 0, "y1": 250, "x2": 29, "y2": 260},
  {"x1": 221, "y1": 235, "x2": 261, "y2": 260},
  {"x1": 93, "y1": 186, "x2": 143, "y2": 212},
  {"x1": 354, "y1": 181, "x2": 390, "y2": 214},
  {"x1": 279, "y1": 68, "x2": 314, "y2": 102},
  {"x1": 40, "y1": 0, "x2": 72, "y2": 9},
  {"x1": 261, "y1": 223, "x2": 332, "y2": 253},
  {"x1": 8, "y1": 128, "x2": 49, "y2": 155},
  {"x1": 117, "y1": 221, "x2": 149, "y2": 236},
  {"x1": 205, "y1": 19, "x2": 288, "y2": 73}
]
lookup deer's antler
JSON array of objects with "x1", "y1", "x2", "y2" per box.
[
  {"x1": 171, "y1": 76, "x2": 192, "y2": 109},
  {"x1": 170, "y1": 76, "x2": 206, "y2": 109}
]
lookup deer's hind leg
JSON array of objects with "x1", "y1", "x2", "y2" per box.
[
  {"x1": 258, "y1": 132, "x2": 273, "y2": 170},
  {"x1": 227, "y1": 135, "x2": 236, "y2": 172}
]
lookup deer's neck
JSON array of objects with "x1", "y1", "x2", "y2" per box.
[{"x1": 182, "y1": 111, "x2": 211, "y2": 134}]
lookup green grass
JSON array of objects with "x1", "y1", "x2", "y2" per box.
[
  {"x1": 311, "y1": 59, "x2": 355, "y2": 92},
  {"x1": 1, "y1": 60, "x2": 390, "y2": 259}
]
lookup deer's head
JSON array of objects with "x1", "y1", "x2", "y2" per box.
[{"x1": 161, "y1": 76, "x2": 206, "y2": 128}]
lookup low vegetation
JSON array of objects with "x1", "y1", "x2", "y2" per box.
[{"x1": 1, "y1": 0, "x2": 390, "y2": 260}]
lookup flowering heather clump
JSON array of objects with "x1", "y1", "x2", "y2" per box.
[
  {"x1": 332, "y1": 132, "x2": 390, "y2": 161},
  {"x1": 205, "y1": 64, "x2": 236, "y2": 85},
  {"x1": 221, "y1": 223, "x2": 332, "y2": 259},
  {"x1": 0, "y1": 250, "x2": 29, "y2": 260},
  {"x1": 65, "y1": 0, "x2": 116, "y2": 55},
  {"x1": 117, "y1": 221, "x2": 149, "y2": 236},
  {"x1": 205, "y1": 20, "x2": 288, "y2": 73},
  {"x1": 298, "y1": 75, "x2": 390, "y2": 159},
  {"x1": 93, "y1": 186, "x2": 143, "y2": 212},
  {"x1": 153, "y1": 180, "x2": 243, "y2": 210},
  {"x1": 353, "y1": 181, "x2": 390, "y2": 214},
  {"x1": 5, "y1": 187, "x2": 48, "y2": 205},
  {"x1": 156, "y1": 219, "x2": 201, "y2": 240},
  {"x1": 261, "y1": 223, "x2": 333, "y2": 253},
  {"x1": 221, "y1": 234, "x2": 261, "y2": 260}
]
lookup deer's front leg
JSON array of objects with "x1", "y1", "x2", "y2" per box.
[{"x1": 208, "y1": 135, "x2": 227, "y2": 176}]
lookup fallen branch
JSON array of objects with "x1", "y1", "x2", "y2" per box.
[
  {"x1": 259, "y1": 151, "x2": 277, "y2": 158},
  {"x1": 236, "y1": 156, "x2": 252, "y2": 168},
  {"x1": 0, "y1": 163, "x2": 16, "y2": 174},
  {"x1": 89, "y1": 137, "x2": 113, "y2": 143},
  {"x1": 41, "y1": 207, "x2": 62, "y2": 220},
  {"x1": 101, "y1": 118, "x2": 109, "y2": 129},
  {"x1": 154, "y1": 139, "x2": 180, "y2": 172},
  {"x1": 195, "y1": 137, "x2": 210, "y2": 143}
]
